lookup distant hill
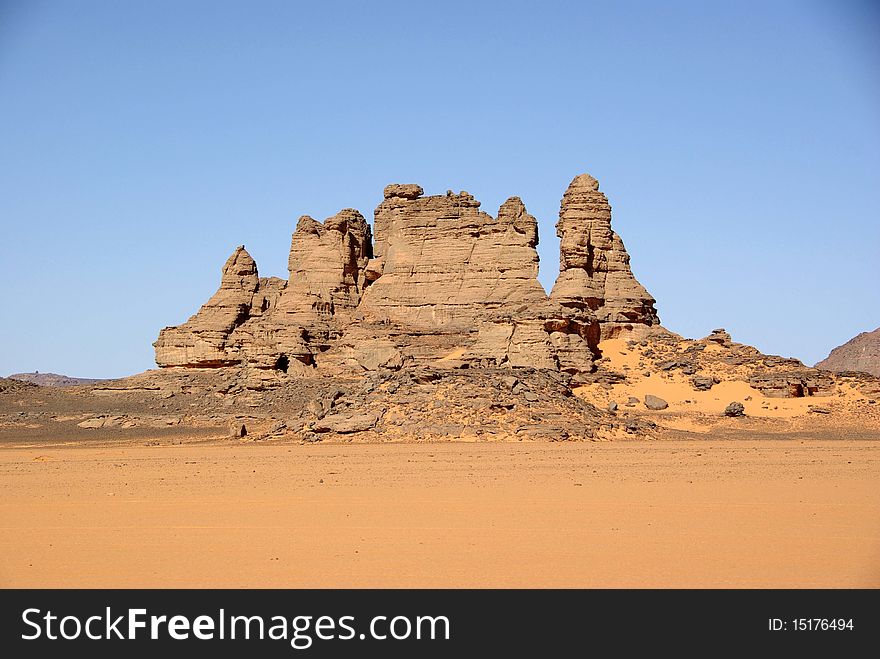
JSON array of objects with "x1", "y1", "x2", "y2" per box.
[
  {"x1": 0, "y1": 377, "x2": 38, "y2": 394},
  {"x1": 815, "y1": 328, "x2": 880, "y2": 377},
  {"x1": 7, "y1": 372, "x2": 107, "y2": 387}
]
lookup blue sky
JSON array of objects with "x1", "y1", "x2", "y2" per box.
[{"x1": 1, "y1": 0, "x2": 878, "y2": 377}]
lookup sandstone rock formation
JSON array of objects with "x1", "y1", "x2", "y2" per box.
[
  {"x1": 816, "y1": 328, "x2": 880, "y2": 377},
  {"x1": 550, "y1": 174, "x2": 659, "y2": 338},
  {"x1": 155, "y1": 210, "x2": 373, "y2": 371},
  {"x1": 360, "y1": 186, "x2": 547, "y2": 329},
  {"x1": 8, "y1": 172, "x2": 880, "y2": 447},
  {"x1": 154, "y1": 246, "x2": 261, "y2": 367},
  {"x1": 155, "y1": 175, "x2": 640, "y2": 379},
  {"x1": 464, "y1": 301, "x2": 599, "y2": 376},
  {"x1": 280, "y1": 209, "x2": 372, "y2": 320}
]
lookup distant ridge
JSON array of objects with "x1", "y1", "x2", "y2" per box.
[
  {"x1": 815, "y1": 328, "x2": 880, "y2": 378},
  {"x1": 8, "y1": 372, "x2": 108, "y2": 387}
]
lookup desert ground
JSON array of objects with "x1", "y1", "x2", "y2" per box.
[{"x1": 2, "y1": 434, "x2": 878, "y2": 588}]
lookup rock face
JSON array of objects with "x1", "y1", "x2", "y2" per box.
[
  {"x1": 816, "y1": 328, "x2": 880, "y2": 378},
  {"x1": 155, "y1": 210, "x2": 373, "y2": 370},
  {"x1": 281, "y1": 209, "x2": 372, "y2": 320},
  {"x1": 550, "y1": 174, "x2": 659, "y2": 339},
  {"x1": 360, "y1": 186, "x2": 547, "y2": 329},
  {"x1": 155, "y1": 173, "x2": 655, "y2": 378},
  {"x1": 154, "y1": 246, "x2": 261, "y2": 367},
  {"x1": 464, "y1": 301, "x2": 599, "y2": 375}
]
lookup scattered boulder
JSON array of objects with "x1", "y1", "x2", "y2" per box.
[
  {"x1": 644, "y1": 394, "x2": 669, "y2": 410},
  {"x1": 723, "y1": 402, "x2": 745, "y2": 417},
  {"x1": 307, "y1": 398, "x2": 326, "y2": 419},
  {"x1": 77, "y1": 415, "x2": 129, "y2": 429},
  {"x1": 691, "y1": 376, "x2": 718, "y2": 391},
  {"x1": 515, "y1": 426, "x2": 570, "y2": 441},
  {"x1": 78, "y1": 417, "x2": 108, "y2": 429}
]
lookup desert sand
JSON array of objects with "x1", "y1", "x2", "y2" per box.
[
  {"x1": 575, "y1": 338, "x2": 879, "y2": 430},
  {"x1": 2, "y1": 437, "x2": 878, "y2": 588}
]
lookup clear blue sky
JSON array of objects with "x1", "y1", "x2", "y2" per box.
[{"x1": 1, "y1": 0, "x2": 878, "y2": 378}]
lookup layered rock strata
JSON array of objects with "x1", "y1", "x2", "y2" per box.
[
  {"x1": 360, "y1": 187, "x2": 547, "y2": 330},
  {"x1": 550, "y1": 174, "x2": 659, "y2": 338},
  {"x1": 154, "y1": 246, "x2": 262, "y2": 367},
  {"x1": 155, "y1": 209, "x2": 372, "y2": 370}
]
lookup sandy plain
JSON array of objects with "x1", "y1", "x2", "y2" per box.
[{"x1": 2, "y1": 436, "x2": 878, "y2": 588}]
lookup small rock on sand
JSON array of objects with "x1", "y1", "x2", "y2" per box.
[
  {"x1": 644, "y1": 394, "x2": 668, "y2": 410},
  {"x1": 724, "y1": 402, "x2": 745, "y2": 417}
]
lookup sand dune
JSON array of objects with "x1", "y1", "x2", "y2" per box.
[{"x1": 576, "y1": 338, "x2": 877, "y2": 426}]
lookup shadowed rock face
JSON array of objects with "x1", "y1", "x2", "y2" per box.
[
  {"x1": 154, "y1": 174, "x2": 658, "y2": 376},
  {"x1": 550, "y1": 174, "x2": 659, "y2": 338}
]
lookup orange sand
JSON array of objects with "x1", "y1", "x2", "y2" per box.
[
  {"x1": 1, "y1": 440, "x2": 878, "y2": 588},
  {"x1": 576, "y1": 339, "x2": 872, "y2": 425}
]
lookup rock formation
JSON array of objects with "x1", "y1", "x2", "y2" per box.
[
  {"x1": 816, "y1": 328, "x2": 880, "y2": 377},
  {"x1": 154, "y1": 246, "x2": 261, "y2": 367},
  {"x1": 9, "y1": 171, "x2": 878, "y2": 447},
  {"x1": 280, "y1": 209, "x2": 372, "y2": 320},
  {"x1": 550, "y1": 174, "x2": 659, "y2": 338},
  {"x1": 155, "y1": 210, "x2": 373, "y2": 371},
  {"x1": 155, "y1": 174, "x2": 642, "y2": 378}
]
